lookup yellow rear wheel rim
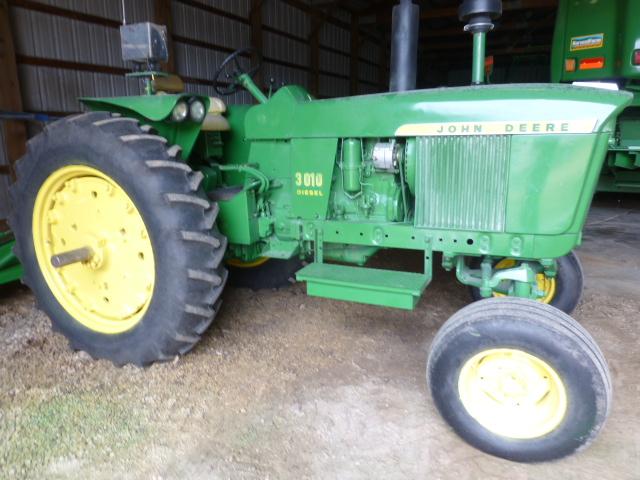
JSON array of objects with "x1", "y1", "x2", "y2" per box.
[
  {"x1": 492, "y1": 258, "x2": 556, "y2": 304},
  {"x1": 226, "y1": 256, "x2": 269, "y2": 269},
  {"x1": 33, "y1": 165, "x2": 155, "y2": 334},
  {"x1": 458, "y1": 348, "x2": 567, "y2": 439}
]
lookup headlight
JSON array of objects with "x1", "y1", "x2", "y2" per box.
[
  {"x1": 189, "y1": 100, "x2": 206, "y2": 123},
  {"x1": 171, "y1": 101, "x2": 188, "y2": 122}
]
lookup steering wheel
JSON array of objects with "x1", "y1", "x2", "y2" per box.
[{"x1": 213, "y1": 47, "x2": 262, "y2": 96}]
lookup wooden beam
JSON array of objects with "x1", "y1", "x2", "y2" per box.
[
  {"x1": 249, "y1": 0, "x2": 264, "y2": 87},
  {"x1": 8, "y1": 0, "x2": 120, "y2": 27},
  {"x1": 350, "y1": 14, "x2": 360, "y2": 95},
  {"x1": 308, "y1": 13, "x2": 324, "y2": 96},
  {"x1": 0, "y1": 0, "x2": 27, "y2": 178},
  {"x1": 377, "y1": 25, "x2": 388, "y2": 91},
  {"x1": 154, "y1": 0, "x2": 175, "y2": 73}
]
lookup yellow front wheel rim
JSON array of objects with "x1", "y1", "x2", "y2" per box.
[
  {"x1": 492, "y1": 258, "x2": 556, "y2": 304},
  {"x1": 458, "y1": 348, "x2": 567, "y2": 439},
  {"x1": 33, "y1": 165, "x2": 155, "y2": 334}
]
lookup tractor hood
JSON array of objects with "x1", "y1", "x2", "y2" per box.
[{"x1": 244, "y1": 84, "x2": 632, "y2": 140}]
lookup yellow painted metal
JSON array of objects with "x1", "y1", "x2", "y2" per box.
[
  {"x1": 226, "y1": 257, "x2": 269, "y2": 269},
  {"x1": 33, "y1": 165, "x2": 155, "y2": 334},
  {"x1": 493, "y1": 258, "x2": 556, "y2": 303},
  {"x1": 458, "y1": 348, "x2": 567, "y2": 439}
]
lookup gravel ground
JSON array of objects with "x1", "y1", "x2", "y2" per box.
[{"x1": 1, "y1": 198, "x2": 639, "y2": 479}]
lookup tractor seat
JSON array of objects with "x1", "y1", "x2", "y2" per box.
[
  {"x1": 151, "y1": 74, "x2": 229, "y2": 132},
  {"x1": 152, "y1": 74, "x2": 185, "y2": 93},
  {"x1": 202, "y1": 97, "x2": 230, "y2": 132}
]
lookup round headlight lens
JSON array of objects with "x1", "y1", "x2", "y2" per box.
[
  {"x1": 171, "y1": 101, "x2": 189, "y2": 122},
  {"x1": 189, "y1": 100, "x2": 206, "y2": 123}
]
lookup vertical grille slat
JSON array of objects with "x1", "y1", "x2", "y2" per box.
[{"x1": 414, "y1": 135, "x2": 510, "y2": 232}]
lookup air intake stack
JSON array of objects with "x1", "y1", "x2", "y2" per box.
[
  {"x1": 389, "y1": 0, "x2": 419, "y2": 92},
  {"x1": 459, "y1": 0, "x2": 502, "y2": 84}
]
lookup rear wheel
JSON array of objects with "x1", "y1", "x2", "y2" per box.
[
  {"x1": 468, "y1": 252, "x2": 584, "y2": 314},
  {"x1": 9, "y1": 112, "x2": 228, "y2": 366},
  {"x1": 427, "y1": 298, "x2": 611, "y2": 462}
]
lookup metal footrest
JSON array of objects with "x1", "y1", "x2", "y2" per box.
[{"x1": 296, "y1": 263, "x2": 430, "y2": 310}]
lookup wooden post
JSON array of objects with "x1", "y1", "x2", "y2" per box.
[
  {"x1": 0, "y1": 0, "x2": 27, "y2": 178},
  {"x1": 350, "y1": 13, "x2": 360, "y2": 95},
  {"x1": 249, "y1": 0, "x2": 264, "y2": 87},
  {"x1": 308, "y1": 13, "x2": 323, "y2": 96},
  {"x1": 154, "y1": 0, "x2": 176, "y2": 73},
  {"x1": 377, "y1": 10, "x2": 389, "y2": 92}
]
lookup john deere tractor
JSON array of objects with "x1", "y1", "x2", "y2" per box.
[
  {"x1": 2, "y1": 0, "x2": 629, "y2": 462},
  {"x1": 552, "y1": 0, "x2": 640, "y2": 192}
]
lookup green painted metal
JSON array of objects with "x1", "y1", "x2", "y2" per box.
[
  {"x1": 341, "y1": 138, "x2": 362, "y2": 194},
  {"x1": 0, "y1": 239, "x2": 22, "y2": 284},
  {"x1": 9, "y1": 34, "x2": 632, "y2": 308},
  {"x1": 239, "y1": 73, "x2": 268, "y2": 104},
  {"x1": 455, "y1": 256, "x2": 545, "y2": 300},
  {"x1": 242, "y1": 84, "x2": 626, "y2": 140},
  {"x1": 81, "y1": 94, "x2": 210, "y2": 158},
  {"x1": 551, "y1": 0, "x2": 640, "y2": 192},
  {"x1": 472, "y1": 32, "x2": 487, "y2": 85},
  {"x1": 296, "y1": 262, "x2": 430, "y2": 310},
  {"x1": 192, "y1": 75, "x2": 628, "y2": 308}
]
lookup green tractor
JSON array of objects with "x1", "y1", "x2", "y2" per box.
[
  {"x1": 1, "y1": 0, "x2": 629, "y2": 462},
  {"x1": 552, "y1": 0, "x2": 640, "y2": 192}
]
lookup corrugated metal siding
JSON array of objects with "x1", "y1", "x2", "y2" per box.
[
  {"x1": 38, "y1": 0, "x2": 153, "y2": 23},
  {"x1": 263, "y1": 1, "x2": 309, "y2": 38},
  {"x1": 10, "y1": 0, "x2": 381, "y2": 110},
  {"x1": 415, "y1": 136, "x2": 510, "y2": 232},
  {"x1": 1, "y1": 0, "x2": 385, "y2": 214}
]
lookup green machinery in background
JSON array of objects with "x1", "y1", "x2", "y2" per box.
[
  {"x1": 0, "y1": 231, "x2": 22, "y2": 284},
  {"x1": 0, "y1": 0, "x2": 630, "y2": 463},
  {"x1": 552, "y1": 0, "x2": 640, "y2": 192}
]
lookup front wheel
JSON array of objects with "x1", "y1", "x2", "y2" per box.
[
  {"x1": 468, "y1": 251, "x2": 584, "y2": 314},
  {"x1": 427, "y1": 298, "x2": 611, "y2": 462}
]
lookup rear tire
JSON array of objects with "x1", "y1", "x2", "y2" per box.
[
  {"x1": 9, "y1": 112, "x2": 228, "y2": 366},
  {"x1": 427, "y1": 297, "x2": 611, "y2": 462},
  {"x1": 468, "y1": 252, "x2": 584, "y2": 314}
]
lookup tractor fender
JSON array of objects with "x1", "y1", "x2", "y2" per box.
[{"x1": 80, "y1": 94, "x2": 210, "y2": 158}]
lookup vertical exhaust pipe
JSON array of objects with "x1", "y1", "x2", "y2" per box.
[{"x1": 389, "y1": 0, "x2": 419, "y2": 92}]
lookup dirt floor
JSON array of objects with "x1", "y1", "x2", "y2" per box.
[{"x1": 1, "y1": 196, "x2": 639, "y2": 479}]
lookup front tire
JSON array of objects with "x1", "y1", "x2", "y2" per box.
[
  {"x1": 9, "y1": 112, "x2": 228, "y2": 366},
  {"x1": 427, "y1": 298, "x2": 611, "y2": 462}
]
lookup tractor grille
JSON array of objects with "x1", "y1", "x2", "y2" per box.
[{"x1": 414, "y1": 135, "x2": 510, "y2": 232}]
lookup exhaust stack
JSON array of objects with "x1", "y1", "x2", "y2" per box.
[
  {"x1": 459, "y1": 0, "x2": 502, "y2": 84},
  {"x1": 389, "y1": 0, "x2": 419, "y2": 92}
]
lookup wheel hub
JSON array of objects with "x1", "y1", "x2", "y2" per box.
[
  {"x1": 458, "y1": 348, "x2": 567, "y2": 439},
  {"x1": 33, "y1": 165, "x2": 155, "y2": 334},
  {"x1": 493, "y1": 258, "x2": 556, "y2": 303}
]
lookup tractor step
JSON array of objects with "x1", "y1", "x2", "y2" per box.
[{"x1": 296, "y1": 263, "x2": 430, "y2": 310}]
